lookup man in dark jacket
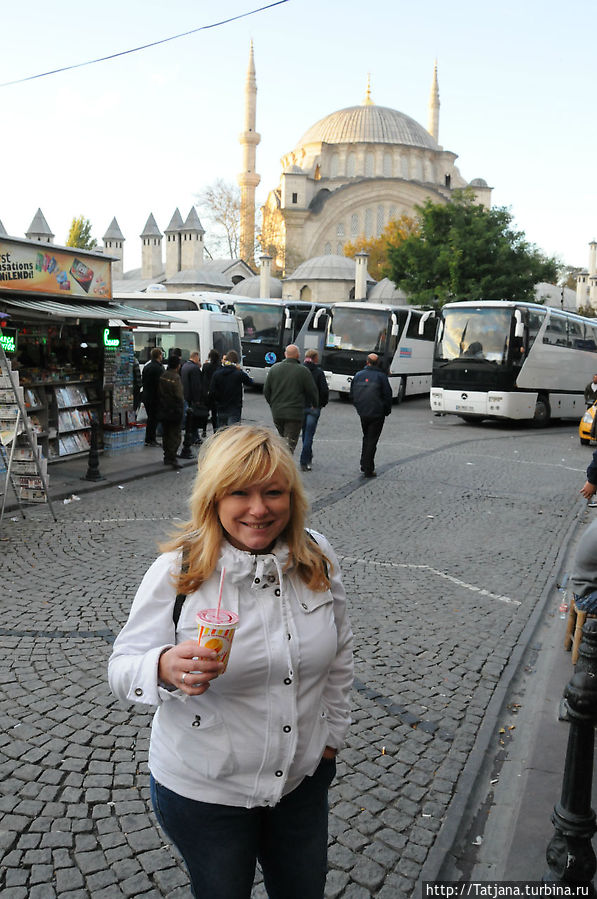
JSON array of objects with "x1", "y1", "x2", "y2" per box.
[
  {"x1": 208, "y1": 350, "x2": 253, "y2": 428},
  {"x1": 350, "y1": 353, "x2": 392, "y2": 478},
  {"x1": 299, "y1": 348, "x2": 329, "y2": 472},
  {"x1": 141, "y1": 347, "x2": 164, "y2": 446},
  {"x1": 180, "y1": 352, "x2": 207, "y2": 458},
  {"x1": 264, "y1": 344, "x2": 318, "y2": 454},
  {"x1": 157, "y1": 355, "x2": 184, "y2": 468}
]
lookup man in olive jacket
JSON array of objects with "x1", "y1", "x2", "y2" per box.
[
  {"x1": 264, "y1": 344, "x2": 318, "y2": 454},
  {"x1": 157, "y1": 355, "x2": 184, "y2": 468}
]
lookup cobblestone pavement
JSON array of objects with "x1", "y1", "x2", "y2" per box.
[{"x1": 0, "y1": 391, "x2": 590, "y2": 898}]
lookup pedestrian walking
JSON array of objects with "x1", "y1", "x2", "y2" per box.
[
  {"x1": 299, "y1": 348, "x2": 329, "y2": 472},
  {"x1": 157, "y1": 354, "x2": 184, "y2": 468},
  {"x1": 264, "y1": 344, "x2": 318, "y2": 454},
  {"x1": 350, "y1": 352, "x2": 392, "y2": 478},
  {"x1": 108, "y1": 425, "x2": 353, "y2": 899},
  {"x1": 180, "y1": 352, "x2": 208, "y2": 459},
  {"x1": 209, "y1": 350, "x2": 253, "y2": 428},
  {"x1": 142, "y1": 347, "x2": 164, "y2": 446},
  {"x1": 202, "y1": 349, "x2": 222, "y2": 435}
]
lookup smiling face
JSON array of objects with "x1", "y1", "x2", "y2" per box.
[{"x1": 217, "y1": 475, "x2": 292, "y2": 554}]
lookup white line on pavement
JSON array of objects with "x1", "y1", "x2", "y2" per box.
[{"x1": 337, "y1": 555, "x2": 521, "y2": 605}]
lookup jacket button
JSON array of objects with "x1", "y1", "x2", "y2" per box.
[
  {"x1": 268, "y1": 574, "x2": 276, "y2": 583},
  {"x1": 275, "y1": 588, "x2": 281, "y2": 596},
  {"x1": 301, "y1": 602, "x2": 308, "y2": 610},
  {"x1": 134, "y1": 688, "x2": 143, "y2": 696},
  {"x1": 284, "y1": 677, "x2": 292, "y2": 685},
  {"x1": 254, "y1": 577, "x2": 260, "y2": 584},
  {"x1": 192, "y1": 716, "x2": 201, "y2": 727},
  {"x1": 283, "y1": 725, "x2": 291, "y2": 733},
  {"x1": 275, "y1": 770, "x2": 283, "y2": 777}
]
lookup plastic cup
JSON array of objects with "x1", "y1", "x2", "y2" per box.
[{"x1": 196, "y1": 609, "x2": 239, "y2": 672}]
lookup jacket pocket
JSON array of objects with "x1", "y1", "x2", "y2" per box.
[{"x1": 169, "y1": 706, "x2": 237, "y2": 779}]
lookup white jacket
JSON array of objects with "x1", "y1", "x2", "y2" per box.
[{"x1": 108, "y1": 532, "x2": 353, "y2": 809}]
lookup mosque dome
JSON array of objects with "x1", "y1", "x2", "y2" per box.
[
  {"x1": 469, "y1": 177, "x2": 488, "y2": 188},
  {"x1": 285, "y1": 255, "x2": 375, "y2": 282},
  {"x1": 296, "y1": 104, "x2": 438, "y2": 151},
  {"x1": 229, "y1": 275, "x2": 282, "y2": 298},
  {"x1": 367, "y1": 277, "x2": 408, "y2": 303}
]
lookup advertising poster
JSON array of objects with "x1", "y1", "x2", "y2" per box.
[{"x1": 0, "y1": 238, "x2": 112, "y2": 299}]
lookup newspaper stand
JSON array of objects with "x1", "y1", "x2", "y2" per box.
[{"x1": 0, "y1": 343, "x2": 56, "y2": 524}]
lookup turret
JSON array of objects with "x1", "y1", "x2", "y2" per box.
[
  {"x1": 103, "y1": 217, "x2": 125, "y2": 279},
  {"x1": 140, "y1": 213, "x2": 163, "y2": 280},
  {"x1": 238, "y1": 41, "x2": 261, "y2": 266},
  {"x1": 180, "y1": 208, "x2": 205, "y2": 270},
  {"x1": 354, "y1": 251, "x2": 369, "y2": 301},
  {"x1": 165, "y1": 208, "x2": 184, "y2": 277},
  {"x1": 26, "y1": 208, "x2": 54, "y2": 243},
  {"x1": 259, "y1": 254, "x2": 272, "y2": 299}
]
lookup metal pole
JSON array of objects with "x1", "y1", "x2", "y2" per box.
[
  {"x1": 544, "y1": 620, "x2": 597, "y2": 893},
  {"x1": 81, "y1": 419, "x2": 105, "y2": 482}
]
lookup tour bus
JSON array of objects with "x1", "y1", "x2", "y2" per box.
[
  {"x1": 226, "y1": 298, "x2": 330, "y2": 385},
  {"x1": 321, "y1": 302, "x2": 437, "y2": 401},
  {"x1": 430, "y1": 300, "x2": 597, "y2": 424},
  {"x1": 114, "y1": 294, "x2": 242, "y2": 364},
  {"x1": 115, "y1": 289, "x2": 228, "y2": 314}
]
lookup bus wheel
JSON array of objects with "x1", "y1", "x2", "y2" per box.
[
  {"x1": 581, "y1": 438, "x2": 591, "y2": 446},
  {"x1": 459, "y1": 415, "x2": 481, "y2": 424},
  {"x1": 395, "y1": 377, "x2": 406, "y2": 405},
  {"x1": 533, "y1": 396, "x2": 551, "y2": 426}
]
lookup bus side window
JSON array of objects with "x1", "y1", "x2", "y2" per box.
[{"x1": 526, "y1": 311, "x2": 545, "y2": 349}]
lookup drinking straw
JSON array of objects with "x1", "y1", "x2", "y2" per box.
[{"x1": 216, "y1": 567, "x2": 226, "y2": 618}]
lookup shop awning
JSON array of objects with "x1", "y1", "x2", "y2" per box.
[{"x1": 1, "y1": 297, "x2": 186, "y2": 326}]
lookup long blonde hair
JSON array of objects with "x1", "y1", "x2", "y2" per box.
[{"x1": 162, "y1": 425, "x2": 331, "y2": 594}]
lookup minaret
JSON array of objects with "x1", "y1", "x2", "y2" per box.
[
  {"x1": 428, "y1": 60, "x2": 440, "y2": 143},
  {"x1": 238, "y1": 41, "x2": 261, "y2": 266}
]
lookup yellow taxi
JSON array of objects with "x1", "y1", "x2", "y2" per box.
[{"x1": 580, "y1": 402, "x2": 597, "y2": 445}]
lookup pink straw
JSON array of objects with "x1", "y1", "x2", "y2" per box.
[{"x1": 216, "y1": 567, "x2": 226, "y2": 618}]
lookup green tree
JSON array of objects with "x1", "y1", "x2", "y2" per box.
[
  {"x1": 387, "y1": 191, "x2": 558, "y2": 307},
  {"x1": 66, "y1": 216, "x2": 97, "y2": 250}
]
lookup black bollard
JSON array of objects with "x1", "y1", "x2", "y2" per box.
[
  {"x1": 544, "y1": 619, "x2": 597, "y2": 894},
  {"x1": 82, "y1": 420, "x2": 105, "y2": 482},
  {"x1": 576, "y1": 618, "x2": 597, "y2": 677}
]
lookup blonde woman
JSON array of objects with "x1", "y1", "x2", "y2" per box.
[{"x1": 109, "y1": 425, "x2": 353, "y2": 899}]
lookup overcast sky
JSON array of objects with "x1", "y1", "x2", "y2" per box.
[{"x1": 0, "y1": 0, "x2": 594, "y2": 273}]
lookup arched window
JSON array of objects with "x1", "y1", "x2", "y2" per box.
[
  {"x1": 365, "y1": 208, "x2": 373, "y2": 238},
  {"x1": 377, "y1": 205, "x2": 384, "y2": 236},
  {"x1": 300, "y1": 285, "x2": 312, "y2": 301},
  {"x1": 314, "y1": 164, "x2": 321, "y2": 181},
  {"x1": 337, "y1": 222, "x2": 345, "y2": 240},
  {"x1": 330, "y1": 155, "x2": 339, "y2": 177},
  {"x1": 324, "y1": 242, "x2": 332, "y2": 255},
  {"x1": 365, "y1": 153, "x2": 374, "y2": 177},
  {"x1": 389, "y1": 205, "x2": 398, "y2": 222},
  {"x1": 351, "y1": 213, "x2": 359, "y2": 238},
  {"x1": 383, "y1": 152, "x2": 392, "y2": 177},
  {"x1": 401, "y1": 156, "x2": 409, "y2": 178},
  {"x1": 347, "y1": 153, "x2": 356, "y2": 177},
  {"x1": 337, "y1": 243, "x2": 344, "y2": 255}
]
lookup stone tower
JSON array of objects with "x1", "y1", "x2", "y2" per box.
[
  {"x1": 180, "y1": 208, "x2": 205, "y2": 270},
  {"x1": 238, "y1": 41, "x2": 261, "y2": 266},
  {"x1": 428, "y1": 61, "x2": 440, "y2": 143},
  {"x1": 103, "y1": 217, "x2": 125, "y2": 279},
  {"x1": 165, "y1": 208, "x2": 184, "y2": 278},
  {"x1": 140, "y1": 213, "x2": 163, "y2": 280},
  {"x1": 26, "y1": 208, "x2": 54, "y2": 243}
]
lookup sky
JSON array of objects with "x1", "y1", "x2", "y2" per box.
[{"x1": 0, "y1": 0, "x2": 595, "y2": 274}]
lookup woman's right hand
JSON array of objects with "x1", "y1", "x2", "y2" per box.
[{"x1": 158, "y1": 640, "x2": 224, "y2": 695}]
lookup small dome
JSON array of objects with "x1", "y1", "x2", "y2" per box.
[
  {"x1": 285, "y1": 255, "x2": 375, "y2": 282},
  {"x1": 469, "y1": 177, "x2": 488, "y2": 188},
  {"x1": 296, "y1": 104, "x2": 438, "y2": 151},
  {"x1": 368, "y1": 278, "x2": 408, "y2": 303},
  {"x1": 165, "y1": 268, "x2": 232, "y2": 289},
  {"x1": 229, "y1": 275, "x2": 282, "y2": 298},
  {"x1": 284, "y1": 164, "x2": 304, "y2": 174}
]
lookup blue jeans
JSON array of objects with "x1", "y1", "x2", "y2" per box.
[
  {"x1": 150, "y1": 757, "x2": 335, "y2": 899},
  {"x1": 299, "y1": 407, "x2": 320, "y2": 466},
  {"x1": 216, "y1": 407, "x2": 242, "y2": 429}
]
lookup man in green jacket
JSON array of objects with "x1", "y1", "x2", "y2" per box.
[{"x1": 264, "y1": 344, "x2": 319, "y2": 454}]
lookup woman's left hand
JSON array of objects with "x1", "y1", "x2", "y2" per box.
[{"x1": 322, "y1": 745, "x2": 337, "y2": 759}]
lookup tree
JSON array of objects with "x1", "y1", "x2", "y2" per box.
[
  {"x1": 196, "y1": 179, "x2": 241, "y2": 259},
  {"x1": 387, "y1": 191, "x2": 558, "y2": 307},
  {"x1": 66, "y1": 216, "x2": 97, "y2": 250},
  {"x1": 343, "y1": 215, "x2": 419, "y2": 280}
]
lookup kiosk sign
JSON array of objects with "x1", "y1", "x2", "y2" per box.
[{"x1": 0, "y1": 238, "x2": 112, "y2": 299}]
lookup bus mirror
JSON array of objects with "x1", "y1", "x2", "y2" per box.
[
  {"x1": 418, "y1": 310, "x2": 435, "y2": 335},
  {"x1": 390, "y1": 313, "x2": 399, "y2": 337},
  {"x1": 312, "y1": 308, "x2": 328, "y2": 331},
  {"x1": 514, "y1": 310, "x2": 524, "y2": 339},
  {"x1": 285, "y1": 312, "x2": 292, "y2": 329}
]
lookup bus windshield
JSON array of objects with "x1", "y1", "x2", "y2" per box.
[
  {"x1": 233, "y1": 303, "x2": 283, "y2": 344},
  {"x1": 327, "y1": 308, "x2": 391, "y2": 353},
  {"x1": 436, "y1": 307, "x2": 513, "y2": 364}
]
